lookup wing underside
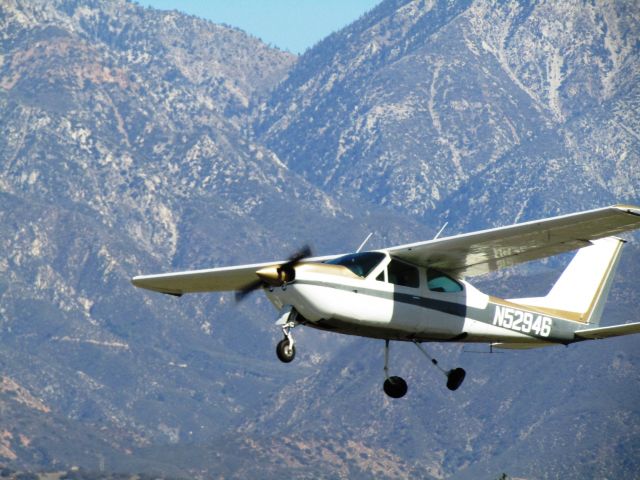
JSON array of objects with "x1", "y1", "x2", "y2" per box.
[{"x1": 387, "y1": 204, "x2": 640, "y2": 277}]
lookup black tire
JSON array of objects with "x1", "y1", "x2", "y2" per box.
[
  {"x1": 276, "y1": 338, "x2": 296, "y2": 363},
  {"x1": 383, "y1": 376, "x2": 408, "y2": 398},
  {"x1": 446, "y1": 368, "x2": 466, "y2": 391}
]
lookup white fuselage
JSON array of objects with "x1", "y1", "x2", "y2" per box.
[{"x1": 264, "y1": 254, "x2": 551, "y2": 345}]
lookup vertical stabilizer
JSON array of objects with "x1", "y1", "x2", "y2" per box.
[{"x1": 509, "y1": 237, "x2": 624, "y2": 325}]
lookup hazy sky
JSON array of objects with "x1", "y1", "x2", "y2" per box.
[{"x1": 140, "y1": 0, "x2": 381, "y2": 54}]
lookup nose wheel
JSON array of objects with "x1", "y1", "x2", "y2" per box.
[{"x1": 276, "y1": 337, "x2": 296, "y2": 363}]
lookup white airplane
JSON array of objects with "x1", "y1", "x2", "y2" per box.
[{"x1": 132, "y1": 204, "x2": 640, "y2": 398}]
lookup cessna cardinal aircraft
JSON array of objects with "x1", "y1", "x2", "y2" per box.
[{"x1": 132, "y1": 204, "x2": 640, "y2": 398}]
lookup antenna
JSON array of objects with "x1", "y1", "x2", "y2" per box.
[
  {"x1": 356, "y1": 232, "x2": 373, "y2": 253},
  {"x1": 433, "y1": 222, "x2": 448, "y2": 240}
]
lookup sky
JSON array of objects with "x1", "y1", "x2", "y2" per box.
[{"x1": 140, "y1": 0, "x2": 381, "y2": 54}]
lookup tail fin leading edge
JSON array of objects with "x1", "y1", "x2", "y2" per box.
[{"x1": 510, "y1": 237, "x2": 624, "y2": 325}]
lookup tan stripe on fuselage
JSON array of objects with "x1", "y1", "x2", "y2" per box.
[{"x1": 489, "y1": 297, "x2": 584, "y2": 322}]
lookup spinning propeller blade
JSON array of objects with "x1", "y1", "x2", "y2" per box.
[
  {"x1": 279, "y1": 244, "x2": 311, "y2": 274},
  {"x1": 234, "y1": 279, "x2": 264, "y2": 302}
]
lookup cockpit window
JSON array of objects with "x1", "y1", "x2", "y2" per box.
[
  {"x1": 326, "y1": 252, "x2": 385, "y2": 278},
  {"x1": 427, "y1": 269, "x2": 463, "y2": 293}
]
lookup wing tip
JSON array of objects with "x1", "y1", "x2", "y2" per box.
[
  {"x1": 131, "y1": 275, "x2": 147, "y2": 288},
  {"x1": 613, "y1": 204, "x2": 640, "y2": 217},
  {"x1": 131, "y1": 275, "x2": 183, "y2": 296}
]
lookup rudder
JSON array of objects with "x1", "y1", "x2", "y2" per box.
[{"x1": 509, "y1": 237, "x2": 624, "y2": 325}]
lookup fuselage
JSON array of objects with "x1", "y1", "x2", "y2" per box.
[{"x1": 264, "y1": 252, "x2": 582, "y2": 347}]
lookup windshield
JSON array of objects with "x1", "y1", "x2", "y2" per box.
[{"x1": 326, "y1": 252, "x2": 386, "y2": 278}]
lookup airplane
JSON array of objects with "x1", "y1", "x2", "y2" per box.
[{"x1": 132, "y1": 204, "x2": 640, "y2": 398}]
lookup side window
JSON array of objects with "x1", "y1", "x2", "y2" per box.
[
  {"x1": 427, "y1": 269, "x2": 463, "y2": 293},
  {"x1": 388, "y1": 260, "x2": 419, "y2": 288}
]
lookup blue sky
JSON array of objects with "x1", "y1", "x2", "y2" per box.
[{"x1": 140, "y1": 0, "x2": 381, "y2": 54}]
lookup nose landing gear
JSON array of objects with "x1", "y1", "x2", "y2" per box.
[{"x1": 275, "y1": 307, "x2": 298, "y2": 363}]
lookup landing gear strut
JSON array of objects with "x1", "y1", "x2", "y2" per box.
[{"x1": 413, "y1": 340, "x2": 466, "y2": 392}]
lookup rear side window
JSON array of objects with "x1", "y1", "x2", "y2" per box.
[
  {"x1": 427, "y1": 269, "x2": 463, "y2": 293},
  {"x1": 388, "y1": 259, "x2": 419, "y2": 288}
]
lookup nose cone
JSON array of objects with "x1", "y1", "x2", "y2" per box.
[{"x1": 256, "y1": 266, "x2": 282, "y2": 286}]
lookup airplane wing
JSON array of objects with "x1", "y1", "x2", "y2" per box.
[
  {"x1": 133, "y1": 204, "x2": 640, "y2": 294},
  {"x1": 574, "y1": 321, "x2": 640, "y2": 340},
  {"x1": 132, "y1": 261, "x2": 281, "y2": 295},
  {"x1": 387, "y1": 204, "x2": 640, "y2": 278},
  {"x1": 131, "y1": 254, "x2": 338, "y2": 295}
]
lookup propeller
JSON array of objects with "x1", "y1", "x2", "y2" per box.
[
  {"x1": 234, "y1": 245, "x2": 312, "y2": 303},
  {"x1": 234, "y1": 278, "x2": 264, "y2": 303}
]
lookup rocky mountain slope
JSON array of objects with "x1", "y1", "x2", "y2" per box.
[
  {"x1": 258, "y1": 0, "x2": 640, "y2": 224},
  {"x1": 0, "y1": 0, "x2": 435, "y2": 476},
  {"x1": 0, "y1": 0, "x2": 639, "y2": 478}
]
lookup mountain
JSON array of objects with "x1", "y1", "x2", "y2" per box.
[
  {"x1": 1, "y1": 0, "x2": 639, "y2": 478},
  {"x1": 258, "y1": 0, "x2": 640, "y2": 225},
  {"x1": 0, "y1": 0, "x2": 435, "y2": 476}
]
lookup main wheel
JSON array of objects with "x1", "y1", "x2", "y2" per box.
[
  {"x1": 276, "y1": 338, "x2": 296, "y2": 363},
  {"x1": 383, "y1": 376, "x2": 408, "y2": 398},
  {"x1": 446, "y1": 368, "x2": 466, "y2": 391}
]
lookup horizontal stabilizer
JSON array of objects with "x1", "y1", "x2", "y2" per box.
[
  {"x1": 575, "y1": 322, "x2": 640, "y2": 340},
  {"x1": 491, "y1": 341, "x2": 557, "y2": 350}
]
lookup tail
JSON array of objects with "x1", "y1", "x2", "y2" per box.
[{"x1": 509, "y1": 237, "x2": 624, "y2": 325}]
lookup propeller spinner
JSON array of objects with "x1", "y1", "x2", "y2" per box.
[{"x1": 234, "y1": 245, "x2": 312, "y2": 302}]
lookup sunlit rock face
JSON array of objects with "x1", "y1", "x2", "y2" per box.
[{"x1": 259, "y1": 0, "x2": 639, "y2": 224}]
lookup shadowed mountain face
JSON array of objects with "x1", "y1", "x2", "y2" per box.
[{"x1": 1, "y1": 0, "x2": 639, "y2": 478}]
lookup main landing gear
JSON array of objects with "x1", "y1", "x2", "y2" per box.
[
  {"x1": 383, "y1": 340, "x2": 408, "y2": 398},
  {"x1": 382, "y1": 339, "x2": 466, "y2": 399}
]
